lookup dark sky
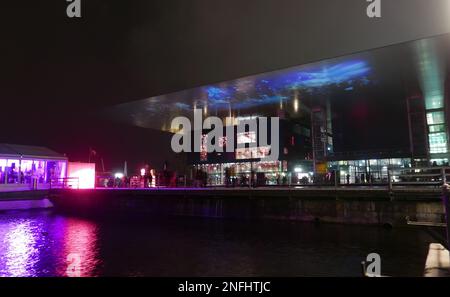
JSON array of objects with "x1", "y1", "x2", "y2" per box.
[{"x1": 2, "y1": 0, "x2": 450, "y2": 172}]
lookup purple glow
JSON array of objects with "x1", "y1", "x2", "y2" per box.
[
  {"x1": 0, "y1": 221, "x2": 40, "y2": 276},
  {"x1": 0, "y1": 214, "x2": 100, "y2": 277}
]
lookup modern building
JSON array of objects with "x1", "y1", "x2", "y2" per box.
[
  {"x1": 106, "y1": 34, "x2": 450, "y2": 185},
  {"x1": 188, "y1": 118, "x2": 312, "y2": 186},
  {"x1": 0, "y1": 143, "x2": 68, "y2": 189}
]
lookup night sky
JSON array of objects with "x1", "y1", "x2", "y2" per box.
[{"x1": 2, "y1": 0, "x2": 450, "y2": 172}]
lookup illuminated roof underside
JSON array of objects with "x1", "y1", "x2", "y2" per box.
[{"x1": 106, "y1": 56, "x2": 372, "y2": 131}]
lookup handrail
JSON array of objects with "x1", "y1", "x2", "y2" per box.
[
  {"x1": 397, "y1": 166, "x2": 450, "y2": 171},
  {"x1": 50, "y1": 177, "x2": 80, "y2": 189},
  {"x1": 398, "y1": 174, "x2": 442, "y2": 178}
]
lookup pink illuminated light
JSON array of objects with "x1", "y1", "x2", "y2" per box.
[{"x1": 67, "y1": 162, "x2": 96, "y2": 189}]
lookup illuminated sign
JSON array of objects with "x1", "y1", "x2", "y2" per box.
[
  {"x1": 236, "y1": 146, "x2": 271, "y2": 160},
  {"x1": 237, "y1": 132, "x2": 256, "y2": 144},
  {"x1": 218, "y1": 136, "x2": 227, "y2": 148},
  {"x1": 200, "y1": 134, "x2": 208, "y2": 161}
]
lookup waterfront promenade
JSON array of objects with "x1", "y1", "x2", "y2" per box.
[
  {"x1": 0, "y1": 185, "x2": 448, "y2": 276},
  {"x1": 45, "y1": 186, "x2": 445, "y2": 227}
]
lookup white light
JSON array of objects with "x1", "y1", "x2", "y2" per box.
[
  {"x1": 293, "y1": 90, "x2": 299, "y2": 113},
  {"x1": 294, "y1": 167, "x2": 303, "y2": 173},
  {"x1": 140, "y1": 168, "x2": 146, "y2": 176},
  {"x1": 115, "y1": 172, "x2": 124, "y2": 179}
]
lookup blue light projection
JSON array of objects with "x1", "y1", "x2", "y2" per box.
[
  {"x1": 168, "y1": 60, "x2": 372, "y2": 113},
  {"x1": 106, "y1": 56, "x2": 373, "y2": 130},
  {"x1": 196, "y1": 59, "x2": 371, "y2": 111},
  {"x1": 206, "y1": 87, "x2": 232, "y2": 101},
  {"x1": 273, "y1": 61, "x2": 371, "y2": 90}
]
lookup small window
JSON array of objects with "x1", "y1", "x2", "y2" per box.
[{"x1": 426, "y1": 111, "x2": 445, "y2": 125}]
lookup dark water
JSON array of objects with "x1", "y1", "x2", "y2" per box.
[{"x1": 0, "y1": 209, "x2": 437, "y2": 277}]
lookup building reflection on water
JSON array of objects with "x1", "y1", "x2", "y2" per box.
[{"x1": 0, "y1": 210, "x2": 438, "y2": 277}]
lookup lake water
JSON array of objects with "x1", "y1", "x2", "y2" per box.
[{"x1": 0, "y1": 209, "x2": 437, "y2": 277}]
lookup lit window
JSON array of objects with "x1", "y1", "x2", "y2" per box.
[
  {"x1": 200, "y1": 134, "x2": 208, "y2": 161},
  {"x1": 235, "y1": 146, "x2": 271, "y2": 160},
  {"x1": 429, "y1": 132, "x2": 448, "y2": 154},
  {"x1": 425, "y1": 95, "x2": 444, "y2": 110},
  {"x1": 426, "y1": 111, "x2": 445, "y2": 125},
  {"x1": 429, "y1": 124, "x2": 445, "y2": 133}
]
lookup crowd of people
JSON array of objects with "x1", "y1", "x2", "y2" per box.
[
  {"x1": 97, "y1": 159, "x2": 450, "y2": 189},
  {"x1": 99, "y1": 167, "x2": 181, "y2": 188}
]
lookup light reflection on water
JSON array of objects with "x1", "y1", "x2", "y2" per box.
[
  {"x1": 0, "y1": 211, "x2": 100, "y2": 277},
  {"x1": 2, "y1": 220, "x2": 39, "y2": 276},
  {"x1": 60, "y1": 218, "x2": 100, "y2": 277},
  {"x1": 0, "y1": 209, "x2": 438, "y2": 277}
]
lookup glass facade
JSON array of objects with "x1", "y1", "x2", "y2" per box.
[
  {"x1": 0, "y1": 157, "x2": 67, "y2": 186},
  {"x1": 428, "y1": 132, "x2": 448, "y2": 154},
  {"x1": 235, "y1": 146, "x2": 271, "y2": 160},
  {"x1": 416, "y1": 39, "x2": 449, "y2": 158},
  {"x1": 429, "y1": 124, "x2": 445, "y2": 133},
  {"x1": 426, "y1": 111, "x2": 445, "y2": 125},
  {"x1": 329, "y1": 158, "x2": 411, "y2": 184},
  {"x1": 195, "y1": 160, "x2": 288, "y2": 186},
  {"x1": 426, "y1": 108, "x2": 448, "y2": 155}
]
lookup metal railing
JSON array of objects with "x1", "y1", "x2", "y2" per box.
[
  {"x1": 49, "y1": 177, "x2": 80, "y2": 189},
  {"x1": 389, "y1": 166, "x2": 450, "y2": 189}
]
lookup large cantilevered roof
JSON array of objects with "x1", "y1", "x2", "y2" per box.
[
  {"x1": 105, "y1": 52, "x2": 374, "y2": 131},
  {"x1": 104, "y1": 35, "x2": 450, "y2": 140}
]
